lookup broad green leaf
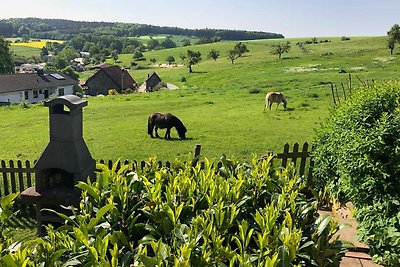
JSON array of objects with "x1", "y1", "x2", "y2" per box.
[
  {"x1": 1, "y1": 193, "x2": 19, "y2": 209},
  {"x1": 88, "y1": 203, "x2": 114, "y2": 230},
  {"x1": 277, "y1": 246, "x2": 290, "y2": 267},
  {"x1": 315, "y1": 215, "x2": 331, "y2": 236},
  {"x1": 76, "y1": 182, "x2": 100, "y2": 200},
  {"x1": 139, "y1": 254, "x2": 158, "y2": 267}
]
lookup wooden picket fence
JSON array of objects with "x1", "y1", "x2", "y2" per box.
[{"x1": 0, "y1": 142, "x2": 313, "y2": 198}]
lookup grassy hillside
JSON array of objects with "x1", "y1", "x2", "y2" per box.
[{"x1": 1, "y1": 36, "x2": 399, "y2": 162}]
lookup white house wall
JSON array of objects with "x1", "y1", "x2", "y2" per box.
[
  {"x1": 0, "y1": 92, "x2": 22, "y2": 103},
  {"x1": 0, "y1": 85, "x2": 74, "y2": 104},
  {"x1": 58, "y1": 85, "x2": 74, "y2": 95}
]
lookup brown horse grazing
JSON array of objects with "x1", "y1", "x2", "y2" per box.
[
  {"x1": 148, "y1": 112, "x2": 187, "y2": 139},
  {"x1": 263, "y1": 92, "x2": 287, "y2": 111}
]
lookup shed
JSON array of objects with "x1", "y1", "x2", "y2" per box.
[{"x1": 138, "y1": 71, "x2": 162, "y2": 93}]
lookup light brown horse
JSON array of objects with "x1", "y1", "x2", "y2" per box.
[{"x1": 264, "y1": 92, "x2": 287, "y2": 111}]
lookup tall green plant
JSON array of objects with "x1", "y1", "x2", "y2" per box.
[
  {"x1": 2, "y1": 155, "x2": 348, "y2": 266},
  {"x1": 312, "y1": 80, "x2": 400, "y2": 265}
]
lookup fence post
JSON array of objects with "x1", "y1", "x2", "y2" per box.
[
  {"x1": 1, "y1": 160, "x2": 9, "y2": 196},
  {"x1": 192, "y1": 144, "x2": 202, "y2": 167},
  {"x1": 292, "y1": 143, "x2": 299, "y2": 166},
  {"x1": 194, "y1": 144, "x2": 201, "y2": 158},
  {"x1": 299, "y1": 142, "x2": 309, "y2": 177},
  {"x1": 281, "y1": 144, "x2": 290, "y2": 168}
]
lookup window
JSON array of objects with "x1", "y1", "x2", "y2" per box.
[
  {"x1": 33, "y1": 90, "x2": 38, "y2": 98},
  {"x1": 58, "y1": 88, "x2": 64, "y2": 96},
  {"x1": 24, "y1": 91, "x2": 28, "y2": 100}
]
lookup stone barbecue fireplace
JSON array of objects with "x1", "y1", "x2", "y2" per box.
[{"x1": 21, "y1": 95, "x2": 95, "y2": 235}]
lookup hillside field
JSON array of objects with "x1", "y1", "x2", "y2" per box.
[
  {"x1": 1, "y1": 36, "x2": 399, "y2": 162},
  {"x1": 9, "y1": 39, "x2": 64, "y2": 57}
]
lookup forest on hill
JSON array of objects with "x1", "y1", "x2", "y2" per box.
[{"x1": 0, "y1": 17, "x2": 284, "y2": 41}]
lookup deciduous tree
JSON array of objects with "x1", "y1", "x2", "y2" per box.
[
  {"x1": 208, "y1": 49, "x2": 220, "y2": 61},
  {"x1": 387, "y1": 24, "x2": 400, "y2": 54},
  {"x1": 166, "y1": 56, "x2": 175, "y2": 65},
  {"x1": 161, "y1": 38, "x2": 177, "y2": 49},
  {"x1": 181, "y1": 50, "x2": 201, "y2": 73},
  {"x1": 228, "y1": 49, "x2": 239, "y2": 64},
  {"x1": 234, "y1": 42, "x2": 249, "y2": 57},
  {"x1": 270, "y1": 41, "x2": 291, "y2": 59},
  {"x1": 0, "y1": 36, "x2": 14, "y2": 73}
]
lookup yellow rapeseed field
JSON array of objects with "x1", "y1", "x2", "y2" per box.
[{"x1": 11, "y1": 40, "x2": 64, "y2": 48}]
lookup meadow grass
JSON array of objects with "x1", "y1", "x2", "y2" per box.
[
  {"x1": 10, "y1": 46, "x2": 42, "y2": 57},
  {"x1": 1, "y1": 36, "x2": 399, "y2": 162}
]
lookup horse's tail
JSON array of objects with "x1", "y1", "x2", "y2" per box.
[{"x1": 147, "y1": 115, "x2": 153, "y2": 135}]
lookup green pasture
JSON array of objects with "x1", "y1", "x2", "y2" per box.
[
  {"x1": 137, "y1": 34, "x2": 199, "y2": 44},
  {"x1": 10, "y1": 45, "x2": 41, "y2": 57},
  {"x1": 1, "y1": 36, "x2": 399, "y2": 162}
]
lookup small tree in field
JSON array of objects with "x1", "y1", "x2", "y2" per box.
[
  {"x1": 166, "y1": 55, "x2": 175, "y2": 65},
  {"x1": 208, "y1": 49, "x2": 220, "y2": 61},
  {"x1": 228, "y1": 49, "x2": 239, "y2": 64},
  {"x1": 181, "y1": 50, "x2": 201, "y2": 73},
  {"x1": 234, "y1": 42, "x2": 249, "y2": 57},
  {"x1": 387, "y1": 24, "x2": 400, "y2": 54},
  {"x1": 270, "y1": 41, "x2": 291, "y2": 59},
  {"x1": 133, "y1": 50, "x2": 144, "y2": 61}
]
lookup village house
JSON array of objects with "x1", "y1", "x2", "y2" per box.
[
  {"x1": 0, "y1": 71, "x2": 78, "y2": 104},
  {"x1": 84, "y1": 65, "x2": 137, "y2": 96},
  {"x1": 138, "y1": 71, "x2": 162, "y2": 93}
]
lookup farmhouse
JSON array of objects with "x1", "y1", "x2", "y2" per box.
[
  {"x1": 84, "y1": 65, "x2": 137, "y2": 95},
  {"x1": 0, "y1": 71, "x2": 78, "y2": 104},
  {"x1": 138, "y1": 71, "x2": 162, "y2": 93}
]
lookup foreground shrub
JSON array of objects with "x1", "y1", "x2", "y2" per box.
[
  {"x1": 4, "y1": 156, "x2": 348, "y2": 266},
  {"x1": 312, "y1": 80, "x2": 400, "y2": 265}
]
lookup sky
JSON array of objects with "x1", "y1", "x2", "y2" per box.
[{"x1": 0, "y1": 0, "x2": 399, "y2": 38}]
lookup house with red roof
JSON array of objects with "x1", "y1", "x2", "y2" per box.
[{"x1": 84, "y1": 65, "x2": 137, "y2": 96}]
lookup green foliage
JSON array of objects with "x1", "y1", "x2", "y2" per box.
[
  {"x1": 166, "y1": 55, "x2": 175, "y2": 65},
  {"x1": 234, "y1": 42, "x2": 249, "y2": 57},
  {"x1": 228, "y1": 49, "x2": 239, "y2": 64},
  {"x1": 181, "y1": 50, "x2": 201, "y2": 73},
  {"x1": 61, "y1": 66, "x2": 79, "y2": 81},
  {"x1": 0, "y1": 36, "x2": 14, "y2": 73},
  {"x1": 270, "y1": 41, "x2": 291, "y2": 59},
  {"x1": 387, "y1": 24, "x2": 400, "y2": 54},
  {"x1": 161, "y1": 38, "x2": 177, "y2": 49},
  {"x1": 312, "y1": 81, "x2": 400, "y2": 264},
  {"x1": 1, "y1": 157, "x2": 348, "y2": 266},
  {"x1": 207, "y1": 49, "x2": 220, "y2": 61}
]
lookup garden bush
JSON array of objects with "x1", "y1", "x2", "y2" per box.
[
  {"x1": 312, "y1": 80, "x2": 400, "y2": 265},
  {"x1": 2, "y1": 156, "x2": 348, "y2": 266}
]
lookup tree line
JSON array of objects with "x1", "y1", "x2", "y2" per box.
[{"x1": 0, "y1": 18, "x2": 284, "y2": 41}]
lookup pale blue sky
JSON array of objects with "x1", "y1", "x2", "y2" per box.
[{"x1": 0, "y1": 0, "x2": 398, "y2": 38}]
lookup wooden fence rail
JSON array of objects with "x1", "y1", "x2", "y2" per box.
[{"x1": 0, "y1": 143, "x2": 313, "y2": 198}]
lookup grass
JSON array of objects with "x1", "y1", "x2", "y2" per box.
[
  {"x1": 1, "y1": 36, "x2": 399, "y2": 163},
  {"x1": 10, "y1": 45, "x2": 42, "y2": 57}
]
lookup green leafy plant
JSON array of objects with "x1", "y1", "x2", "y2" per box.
[
  {"x1": 312, "y1": 80, "x2": 400, "y2": 264},
  {"x1": 1, "y1": 156, "x2": 349, "y2": 266}
]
